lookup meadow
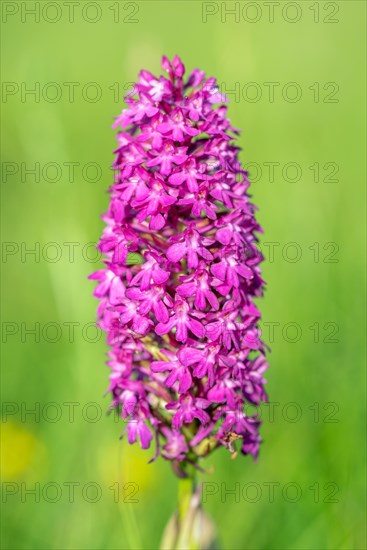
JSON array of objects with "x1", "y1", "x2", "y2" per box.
[{"x1": 1, "y1": 1, "x2": 366, "y2": 548}]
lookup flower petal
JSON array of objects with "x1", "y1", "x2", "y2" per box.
[{"x1": 167, "y1": 242, "x2": 187, "y2": 263}]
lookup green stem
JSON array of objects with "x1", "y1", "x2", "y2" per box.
[
  {"x1": 176, "y1": 464, "x2": 199, "y2": 550},
  {"x1": 178, "y1": 473, "x2": 196, "y2": 523},
  {"x1": 160, "y1": 464, "x2": 217, "y2": 550}
]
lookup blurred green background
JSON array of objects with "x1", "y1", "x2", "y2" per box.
[{"x1": 1, "y1": 1, "x2": 366, "y2": 549}]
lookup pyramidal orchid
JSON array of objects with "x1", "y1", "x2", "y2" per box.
[{"x1": 90, "y1": 55, "x2": 268, "y2": 548}]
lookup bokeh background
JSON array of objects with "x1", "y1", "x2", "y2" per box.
[{"x1": 1, "y1": 1, "x2": 366, "y2": 549}]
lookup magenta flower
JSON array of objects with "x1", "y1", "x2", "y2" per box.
[
  {"x1": 167, "y1": 394, "x2": 211, "y2": 429},
  {"x1": 166, "y1": 223, "x2": 214, "y2": 269},
  {"x1": 161, "y1": 427, "x2": 189, "y2": 461},
  {"x1": 126, "y1": 416, "x2": 153, "y2": 449},
  {"x1": 151, "y1": 352, "x2": 192, "y2": 394},
  {"x1": 90, "y1": 55, "x2": 268, "y2": 468}
]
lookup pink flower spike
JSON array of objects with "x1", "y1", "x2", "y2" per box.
[{"x1": 90, "y1": 55, "x2": 268, "y2": 465}]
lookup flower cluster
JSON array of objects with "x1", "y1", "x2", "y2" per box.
[{"x1": 90, "y1": 56, "x2": 268, "y2": 465}]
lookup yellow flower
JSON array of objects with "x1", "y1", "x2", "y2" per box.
[{"x1": 0, "y1": 422, "x2": 45, "y2": 480}]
